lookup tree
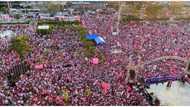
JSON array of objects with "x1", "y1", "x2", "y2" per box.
[
  {"x1": 47, "y1": 2, "x2": 64, "y2": 14},
  {"x1": 126, "y1": 2, "x2": 143, "y2": 17},
  {"x1": 106, "y1": 1, "x2": 120, "y2": 10},
  {"x1": 83, "y1": 41, "x2": 96, "y2": 58},
  {"x1": 75, "y1": 25, "x2": 88, "y2": 37},
  {"x1": 10, "y1": 35, "x2": 31, "y2": 59},
  {"x1": 122, "y1": 15, "x2": 140, "y2": 23},
  {"x1": 0, "y1": 6, "x2": 5, "y2": 12},
  {"x1": 144, "y1": 3, "x2": 164, "y2": 19},
  {"x1": 97, "y1": 48, "x2": 106, "y2": 63},
  {"x1": 169, "y1": 2, "x2": 183, "y2": 18},
  {"x1": 47, "y1": 3, "x2": 58, "y2": 14},
  {"x1": 0, "y1": 2, "x2": 8, "y2": 13}
]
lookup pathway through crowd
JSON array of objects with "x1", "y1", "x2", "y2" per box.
[{"x1": 147, "y1": 81, "x2": 190, "y2": 106}]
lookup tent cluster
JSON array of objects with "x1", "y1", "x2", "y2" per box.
[{"x1": 85, "y1": 34, "x2": 105, "y2": 45}]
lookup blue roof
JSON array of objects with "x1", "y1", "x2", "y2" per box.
[
  {"x1": 86, "y1": 34, "x2": 98, "y2": 40},
  {"x1": 85, "y1": 34, "x2": 105, "y2": 45}
]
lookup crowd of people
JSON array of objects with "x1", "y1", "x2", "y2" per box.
[
  {"x1": 82, "y1": 10, "x2": 190, "y2": 79},
  {"x1": 0, "y1": 8, "x2": 190, "y2": 105}
]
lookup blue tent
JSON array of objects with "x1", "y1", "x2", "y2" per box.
[
  {"x1": 86, "y1": 34, "x2": 98, "y2": 40},
  {"x1": 85, "y1": 34, "x2": 105, "y2": 45},
  {"x1": 95, "y1": 36, "x2": 105, "y2": 45}
]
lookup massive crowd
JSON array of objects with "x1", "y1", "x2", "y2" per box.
[
  {"x1": 0, "y1": 9, "x2": 190, "y2": 105},
  {"x1": 82, "y1": 11, "x2": 190, "y2": 78}
]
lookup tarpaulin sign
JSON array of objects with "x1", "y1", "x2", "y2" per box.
[
  {"x1": 35, "y1": 64, "x2": 44, "y2": 70},
  {"x1": 91, "y1": 57, "x2": 99, "y2": 65},
  {"x1": 101, "y1": 82, "x2": 110, "y2": 94}
]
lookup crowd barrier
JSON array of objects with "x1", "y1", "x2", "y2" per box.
[
  {"x1": 145, "y1": 76, "x2": 181, "y2": 85},
  {"x1": 7, "y1": 62, "x2": 30, "y2": 87}
]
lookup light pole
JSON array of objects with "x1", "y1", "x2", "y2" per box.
[
  {"x1": 112, "y1": 1, "x2": 124, "y2": 36},
  {"x1": 7, "y1": 1, "x2": 11, "y2": 15}
]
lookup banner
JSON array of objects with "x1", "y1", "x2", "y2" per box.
[
  {"x1": 101, "y1": 82, "x2": 110, "y2": 94},
  {"x1": 35, "y1": 64, "x2": 44, "y2": 70},
  {"x1": 91, "y1": 57, "x2": 99, "y2": 65},
  {"x1": 145, "y1": 76, "x2": 178, "y2": 85}
]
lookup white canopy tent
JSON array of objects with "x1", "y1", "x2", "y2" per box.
[
  {"x1": 110, "y1": 48, "x2": 123, "y2": 54},
  {"x1": 37, "y1": 25, "x2": 49, "y2": 30},
  {"x1": 0, "y1": 30, "x2": 16, "y2": 39},
  {"x1": 112, "y1": 31, "x2": 118, "y2": 36}
]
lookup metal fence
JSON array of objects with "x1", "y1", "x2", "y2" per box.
[{"x1": 7, "y1": 62, "x2": 30, "y2": 87}]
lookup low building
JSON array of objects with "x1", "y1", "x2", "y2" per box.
[
  {"x1": 65, "y1": 1, "x2": 106, "y2": 13},
  {"x1": 55, "y1": 15, "x2": 80, "y2": 22}
]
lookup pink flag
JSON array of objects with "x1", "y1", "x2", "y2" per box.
[
  {"x1": 101, "y1": 82, "x2": 110, "y2": 94},
  {"x1": 35, "y1": 64, "x2": 44, "y2": 70},
  {"x1": 91, "y1": 57, "x2": 99, "y2": 65}
]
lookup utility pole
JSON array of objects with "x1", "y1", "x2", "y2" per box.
[{"x1": 116, "y1": 1, "x2": 122, "y2": 35}]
